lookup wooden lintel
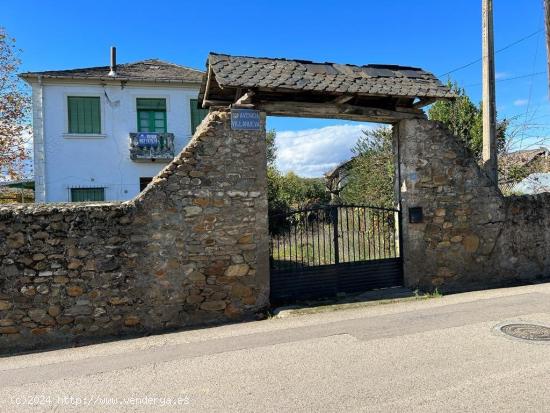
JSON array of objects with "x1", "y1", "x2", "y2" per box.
[
  {"x1": 255, "y1": 101, "x2": 425, "y2": 123},
  {"x1": 231, "y1": 103, "x2": 255, "y2": 109},
  {"x1": 234, "y1": 88, "x2": 243, "y2": 101},
  {"x1": 333, "y1": 95, "x2": 354, "y2": 105},
  {"x1": 235, "y1": 90, "x2": 255, "y2": 105},
  {"x1": 413, "y1": 97, "x2": 437, "y2": 109},
  {"x1": 203, "y1": 99, "x2": 231, "y2": 107},
  {"x1": 201, "y1": 65, "x2": 213, "y2": 109}
]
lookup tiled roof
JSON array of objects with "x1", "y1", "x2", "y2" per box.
[
  {"x1": 206, "y1": 53, "x2": 455, "y2": 99},
  {"x1": 500, "y1": 148, "x2": 549, "y2": 167},
  {"x1": 20, "y1": 59, "x2": 203, "y2": 84}
]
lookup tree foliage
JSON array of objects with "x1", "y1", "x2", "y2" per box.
[
  {"x1": 428, "y1": 81, "x2": 507, "y2": 159},
  {"x1": 340, "y1": 127, "x2": 395, "y2": 208},
  {"x1": 0, "y1": 27, "x2": 30, "y2": 180},
  {"x1": 266, "y1": 129, "x2": 329, "y2": 217}
]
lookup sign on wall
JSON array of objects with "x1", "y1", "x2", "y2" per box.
[
  {"x1": 137, "y1": 133, "x2": 159, "y2": 147},
  {"x1": 231, "y1": 109, "x2": 260, "y2": 130}
]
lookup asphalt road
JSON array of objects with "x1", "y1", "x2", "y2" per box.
[{"x1": 1, "y1": 283, "x2": 550, "y2": 412}]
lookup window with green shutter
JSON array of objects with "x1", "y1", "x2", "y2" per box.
[
  {"x1": 67, "y1": 97, "x2": 101, "y2": 134},
  {"x1": 70, "y1": 187, "x2": 105, "y2": 202},
  {"x1": 190, "y1": 99, "x2": 208, "y2": 134},
  {"x1": 137, "y1": 98, "x2": 167, "y2": 133}
]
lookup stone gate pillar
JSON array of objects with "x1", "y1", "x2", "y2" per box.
[
  {"x1": 395, "y1": 118, "x2": 505, "y2": 292},
  {"x1": 132, "y1": 108, "x2": 271, "y2": 320}
]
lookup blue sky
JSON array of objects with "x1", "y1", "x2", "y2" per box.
[{"x1": 5, "y1": 0, "x2": 550, "y2": 176}]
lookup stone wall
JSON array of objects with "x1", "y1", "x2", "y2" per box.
[
  {"x1": 0, "y1": 109, "x2": 270, "y2": 354},
  {"x1": 397, "y1": 118, "x2": 550, "y2": 291}
]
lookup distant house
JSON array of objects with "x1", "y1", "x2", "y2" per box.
[
  {"x1": 0, "y1": 180, "x2": 35, "y2": 203},
  {"x1": 499, "y1": 147, "x2": 549, "y2": 192},
  {"x1": 512, "y1": 172, "x2": 550, "y2": 194},
  {"x1": 20, "y1": 49, "x2": 208, "y2": 203}
]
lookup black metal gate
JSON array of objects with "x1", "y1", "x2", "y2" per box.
[{"x1": 269, "y1": 204, "x2": 403, "y2": 303}]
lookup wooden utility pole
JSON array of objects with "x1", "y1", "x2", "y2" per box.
[
  {"x1": 482, "y1": 0, "x2": 498, "y2": 183},
  {"x1": 544, "y1": 0, "x2": 550, "y2": 99}
]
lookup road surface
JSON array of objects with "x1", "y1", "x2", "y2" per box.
[{"x1": 1, "y1": 283, "x2": 550, "y2": 412}]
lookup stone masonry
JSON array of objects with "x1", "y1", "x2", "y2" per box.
[
  {"x1": 0, "y1": 109, "x2": 269, "y2": 353},
  {"x1": 398, "y1": 118, "x2": 550, "y2": 291},
  {"x1": 1, "y1": 108, "x2": 549, "y2": 354}
]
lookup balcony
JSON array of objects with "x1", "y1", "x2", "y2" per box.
[{"x1": 129, "y1": 133, "x2": 175, "y2": 162}]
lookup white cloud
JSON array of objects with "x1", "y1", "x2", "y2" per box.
[
  {"x1": 495, "y1": 72, "x2": 510, "y2": 80},
  {"x1": 514, "y1": 99, "x2": 529, "y2": 107},
  {"x1": 274, "y1": 123, "x2": 376, "y2": 177}
]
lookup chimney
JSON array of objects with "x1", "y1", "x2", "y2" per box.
[{"x1": 108, "y1": 46, "x2": 117, "y2": 77}]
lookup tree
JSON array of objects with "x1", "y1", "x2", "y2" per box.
[
  {"x1": 0, "y1": 27, "x2": 29, "y2": 180},
  {"x1": 340, "y1": 127, "x2": 395, "y2": 208},
  {"x1": 266, "y1": 129, "x2": 276, "y2": 167},
  {"x1": 266, "y1": 129, "x2": 329, "y2": 217},
  {"x1": 428, "y1": 81, "x2": 507, "y2": 159}
]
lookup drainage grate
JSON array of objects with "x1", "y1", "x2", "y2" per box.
[{"x1": 499, "y1": 323, "x2": 550, "y2": 341}]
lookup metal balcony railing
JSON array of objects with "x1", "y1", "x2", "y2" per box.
[{"x1": 129, "y1": 132, "x2": 175, "y2": 162}]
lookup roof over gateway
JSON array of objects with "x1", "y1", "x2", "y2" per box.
[
  {"x1": 198, "y1": 53, "x2": 456, "y2": 122},
  {"x1": 20, "y1": 59, "x2": 204, "y2": 84}
]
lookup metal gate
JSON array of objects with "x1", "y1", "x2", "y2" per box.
[{"x1": 269, "y1": 204, "x2": 403, "y2": 303}]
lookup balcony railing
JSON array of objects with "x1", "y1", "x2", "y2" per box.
[{"x1": 129, "y1": 133, "x2": 175, "y2": 162}]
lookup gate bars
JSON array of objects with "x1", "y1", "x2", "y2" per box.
[{"x1": 269, "y1": 204, "x2": 401, "y2": 272}]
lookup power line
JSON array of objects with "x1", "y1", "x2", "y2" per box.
[
  {"x1": 439, "y1": 29, "x2": 543, "y2": 77},
  {"x1": 464, "y1": 71, "x2": 546, "y2": 87}
]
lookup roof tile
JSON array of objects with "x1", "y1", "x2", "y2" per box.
[{"x1": 206, "y1": 53, "x2": 454, "y2": 99}]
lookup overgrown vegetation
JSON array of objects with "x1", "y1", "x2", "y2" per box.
[
  {"x1": 340, "y1": 127, "x2": 395, "y2": 208},
  {"x1": 428, "y1": 81, "x2": 508, "y2": 159}
]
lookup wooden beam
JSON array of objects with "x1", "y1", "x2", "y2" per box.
[
  {"x1": 255, "y1": 101, "x2": 425, "y2": 123},
  {"x1": 235, "y1": 90, "x2": 255, "y2": 105},
  {"x1": 412, "y1": 97, "x2": 437, "y2": 109},
  {"x1": 203, "y1": 99, "x2": 231, "y2": 107},
  {"x1": 201, "y1": 65, "x2": 213, "y2": 109},
  {"x1": 333, "y1": 95, "x2": 354, "y2": 105}
]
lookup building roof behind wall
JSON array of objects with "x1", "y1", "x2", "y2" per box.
[{"x1": 20, "y1": 59, "x2": 204, "y2": 84}]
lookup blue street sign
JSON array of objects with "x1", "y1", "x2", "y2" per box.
[
  {"x1": 231, "y1": 109, "x2": 260, "y2": 130},
  {"x1": 137, "y1": 133, "x2": 159, "y2": 147}
]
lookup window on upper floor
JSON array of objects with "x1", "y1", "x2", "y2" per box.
[
  {"x1": 190, "y1": 98, "x2": 208, "y2": 134},
  {"x1": 137, "y1": 98, "x2": 167, "y2": 133},
  {"x1": 67, "y1": 96, "x2": 101, "y2": 134}
]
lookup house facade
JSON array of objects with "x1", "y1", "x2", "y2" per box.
[{"x1": 21, "y1": 54, "x2": 207, "y2": 202}]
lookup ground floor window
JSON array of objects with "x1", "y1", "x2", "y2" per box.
[
  {"x1": 70, "y1": 187, "x2": 105, "y2": 202},
  {"x1": 139, "y1": 177, "x2": 153, "y2": 192}
]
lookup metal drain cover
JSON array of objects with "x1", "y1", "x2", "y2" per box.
[{"x1": 499, "y1": 323, "x2": 550, "y2": 341}]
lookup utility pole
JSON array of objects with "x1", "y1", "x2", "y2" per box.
[
  {"x1": 544, "y1": 0, "x2": 550, "y2": 100},
  {"x1": 482, "y1": 0, "x2": 498, "y2": 183}
]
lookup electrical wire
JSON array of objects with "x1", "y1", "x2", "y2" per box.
[
  {"x1": 464, "y1": 71, "x2": 546, "y2": 87},
  {"x1": 438, "y1": 28, "x2": 543, "y2": 78}
]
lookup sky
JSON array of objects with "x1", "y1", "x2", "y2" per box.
[{"x1": 4, "y1": 0, "x2": 550, "y2": 177}]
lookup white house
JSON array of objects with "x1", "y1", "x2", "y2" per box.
[{"x1": 20, "y1": 49, "x2": 207, "y2": 203}]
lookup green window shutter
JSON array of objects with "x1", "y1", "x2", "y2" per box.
[
  {"x1": 70, "y1": 187, "x2": 105, "y2": 202},
  {"x1": 136, "y1": 98, "x2": 167, "y2": 133},
  {"x1": 190, "y1": 99, "x2": 208, "y2": 134},
  {"x1": 68, "y1": 97, "x2": 101, "y2": 134}
]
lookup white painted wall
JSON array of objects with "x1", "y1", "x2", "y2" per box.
[{"x1": 30, "y1": 81, "x2": 201, "y2": 202}]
